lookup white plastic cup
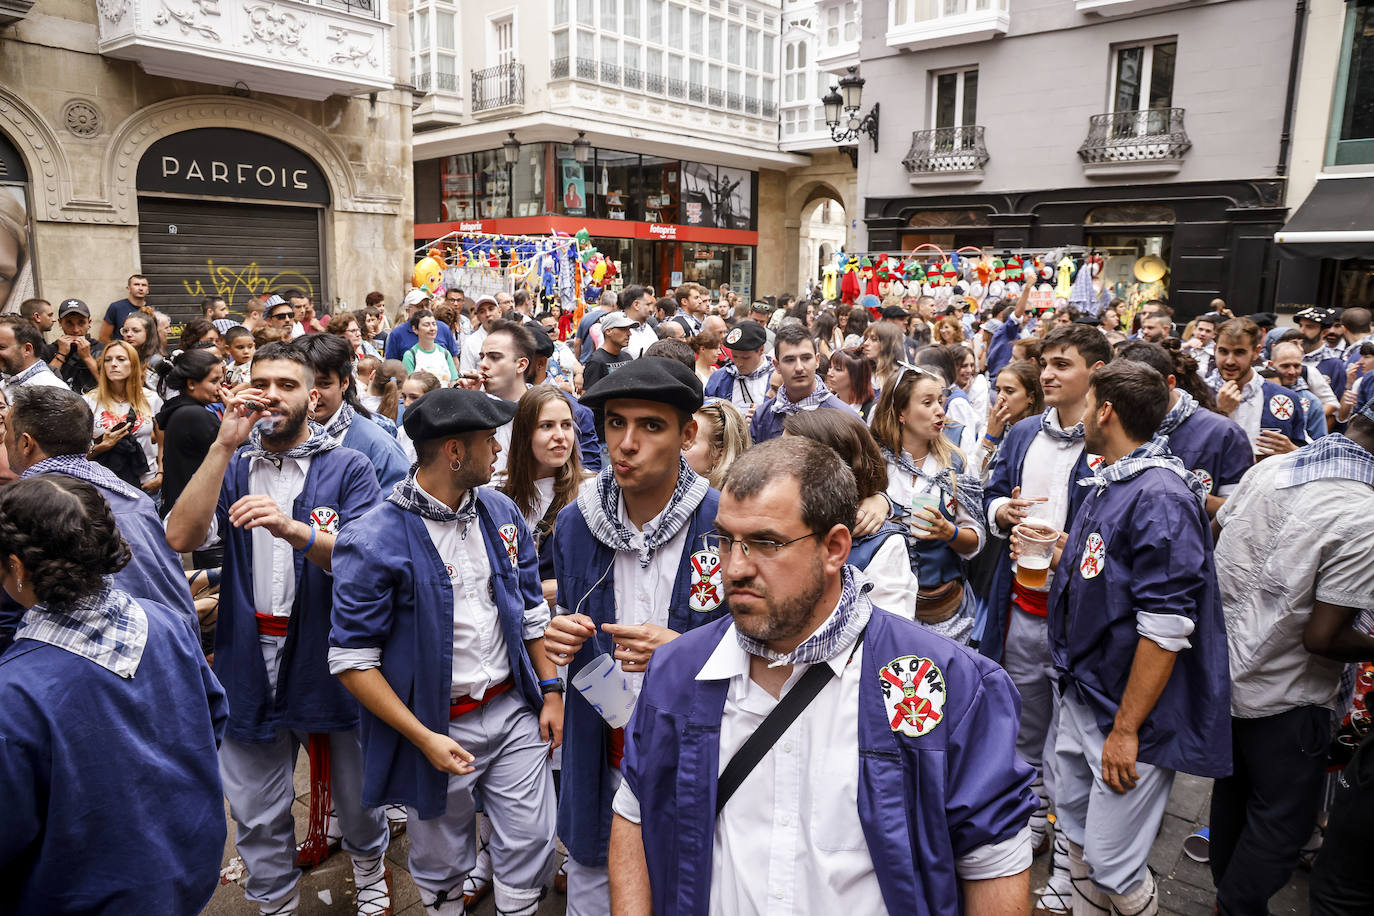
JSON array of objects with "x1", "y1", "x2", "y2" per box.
[
  {"x1": 911, "y1": 492, "x2": 942, "y2": 530},
  {"x1": 570, "y1": 653, "x2": 637, "y2": 729}
]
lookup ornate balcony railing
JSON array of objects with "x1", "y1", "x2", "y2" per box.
[
  {"x1": 551, "y1": 56, "x2": 570, "y2": 78},
  {"x1": 575, "y1": 57, "x2": 598, "y2": 80},
  {"x1": 471, "y1": 62, "x2": 523, "y2": 111},
  {"x1": 416, "y1": 71, "x2": 457, "y2": 93},
  {"x1": 96, "y1": 0, "x2": 391, "y2": 100},
  {"x1": 1078, "y1": 108, "x2": 1191, "y2": 169},
  {"x1": 623, "y1": 67, "x2": 644, "y2": 90},
  {"x1": 902, "y1": 125, "x2": 989, "y2": 176}
]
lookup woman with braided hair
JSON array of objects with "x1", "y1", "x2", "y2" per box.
[{"x1": 0, "y1": 475, "x2": 228, "y2": 914}]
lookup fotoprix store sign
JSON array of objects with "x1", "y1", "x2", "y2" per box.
[{"x1": 137, "y1": 128, "x2": 331, "y2": 205}]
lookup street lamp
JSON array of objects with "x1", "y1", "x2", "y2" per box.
[
  {"x1": 502, "y1": 131, "x2": 521, "y2": 165},
  {"x1": 823, "y1": 66, "x2": 879, "y2": 161},
  {"x1": 571, "y1": 130, "x2": 592, "y2": 164}
]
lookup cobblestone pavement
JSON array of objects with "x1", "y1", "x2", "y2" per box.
[{"x1": 205, "y1": 765, "x2": 1310, "y2": 915}]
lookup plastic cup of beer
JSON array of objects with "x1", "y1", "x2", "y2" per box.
[{"x1": 1015, "y1": 522, "x2": 1059, "y2": 589}]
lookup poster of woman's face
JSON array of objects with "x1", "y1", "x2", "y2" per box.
[{"x1": 0, "y1": 187, "x2": 35, "y2": 314}]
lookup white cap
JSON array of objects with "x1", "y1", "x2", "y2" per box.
[{"x1": 403, "y1": 288, "x2": 431, "y2": 307}]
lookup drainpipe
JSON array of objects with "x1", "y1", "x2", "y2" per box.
[{"x1": 1277, "y1": 0, "x2": 1309, "y2": 176}]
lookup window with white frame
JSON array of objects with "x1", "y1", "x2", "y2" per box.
[
  {"x1": 1111, "y1": 40, "x2": 1176, "y2": 114},
  {"x1": 932, "y1": 67, "x2": 977, "y2": 129},
  {"x1": 823, "y1": 1, "x2": 857, "y2": 48},
  {"x1": 548, "y1": 0, "x2": 776, "y2": 112},
  {"x1": 490, "y1": 14, "x2": 513, "y2": 65}
]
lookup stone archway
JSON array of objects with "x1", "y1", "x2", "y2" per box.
[
  {"x1": 777, "y1": 150, "x2": 857, "y2": 300},
  {"x1": 799, "y1": 196, "x2": 847, "y2": 296}
]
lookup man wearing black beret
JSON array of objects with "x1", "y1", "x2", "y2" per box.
[
  {"x1": 330, "y1": 387, "x2": 563, "y2": 916},
  {"x1": 543, "y1": 357, "x2": 730, "y2": 913},
  {"x1": 705, "y1": 320, "x2": 774, "y2": 419}
]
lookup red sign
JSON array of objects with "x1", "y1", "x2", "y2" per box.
[
  {"x1": 648, "y1": 224, "x2": 677, "y2": 239},
  {"x1": 458, "y1": 220, "x2": 483, "y2": 232}
]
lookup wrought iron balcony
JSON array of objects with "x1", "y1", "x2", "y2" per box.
[
  {"x1": 416, "y1": 71, "x2": 457, "y2": 93},
  {"x1": 471, "y1": 62, "x2": 523, "y2": 112},
  {"x1": 902, "y1": 125, "x2": 989, "y2": 182},
  {"x1": 96, "y1": 0, "x2": 391, "y2": 100},
  {"x1": 551, "y1": 56, "x2": 569, "y2": 79},
  {"x1": 1078, "y1": 108, "x2": 1191, "y2": 176}
]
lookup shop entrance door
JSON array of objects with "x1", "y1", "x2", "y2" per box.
[{"x1": 137, "y1": 197, "x2": 325, "y2": 325}]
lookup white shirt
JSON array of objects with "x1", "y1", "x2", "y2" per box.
[
  {"x1": 945, "y1": 395, "x2": 981, "y2": 455},
  {"x1": 460, "y1": 327, "x2": 488, "y2": 376},
  {"x1": 1, "y1": 362, "x2": 68, "y2": 399},
  {"x1": 490, "y1": 418, "x2": 514, "y2": 488},
  {"x1": 861, "y1": 532, "x2": 918, "y2": 619},
  {"x1": 84, "y1": 390, "x2": 164, "y2": 484},
  {"x1": 986, "y1": 409, "x2": 1094, "y2": 593},
  {"x1": 1227, "y1": 372, "x2": 1269, "y2": 454},
  {"x1": 967, "y1": 372, "x2": 990, "y2": 420},
  {"x1": 625, "y1": 322, "x2": 659, "y2": 359},
  {"x1": 883, "y1": 452, "x2": 985, "y2": 561},
  {"x1": 611, "y1": 498, "x2": 693, "y2": 698},
  {"x1": 727, "y1": 369, "x2": 772, "y2": 412},
  {"x1": 612, "y1": 611, "x2": 1031, "y2": 914},
  {"x1": 250, "y1": 455, "x2": 311, "y2": 617},
  {"x1": 417, "y1": 486, "x2": 512, "y2": 700}
]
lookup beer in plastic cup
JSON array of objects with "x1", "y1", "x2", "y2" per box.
[
  {"x1": 911, "y1": 492, "x2": 942, "y2": 530},
  {"x1": 1015, "y1": 522, "x2": 1058, "y2": 590},
  {"x1": 570, "y1": 652, "x2": 637, "y2": 728}
]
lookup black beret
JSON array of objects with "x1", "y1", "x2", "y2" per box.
[
  {"x1": 723, "y1": 320, "x2": 767, "y2": 351},
  {"x1": 402, "y1": 388, "x2": 517, "y2": 441},
  {"x1": 527, "y1": 321, "x2": 555, "y2": 358},
  {"x1": 1250, "y1": 312, "x2": 1279, "y2": 328},
  {"x1": 580, "y1": 356, "x2": 704, "y2": 415},
  {"x1": 881, "y1": 305, "x2": 909, "y2": 319}
]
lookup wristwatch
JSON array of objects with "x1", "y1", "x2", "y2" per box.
[{"x1": 539, "y1": 677, "x2": 565, "y2": 695}]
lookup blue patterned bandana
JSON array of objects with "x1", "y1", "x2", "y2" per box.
[
  {"x1": 735, "y1": 565, "x2": 872, "y2": 667},
  {"x1": 242, "y1": 419, "x2": 337, "y2": 468},
  {"x1": 771, "y1": 377, "x2": 831, "y2": 415},
  {"x1": 881, "y1": 445, "x2": 987, "y2": 530},
  {"x1": 3, "y1": 359, "x2": 58, "y2": 390},
  {"x1": 1039, "y1": 407, "x2": 1085, "y2": 443},
  {"x1": 324, "y1": 402, "x2": 356, "y2": 440},
  {"x1": 16, "y1": 585, "x2": 147, "y2": 677},
  {"x1": 1156, "y1": 389, "x2": 1199, "y2": 437},
  {"x1": 1276, "y1": 434, "x2": 1374, "y2": 489},
  {"x1": 579, "y1": 455, "x2": 709, "y2": 567},
  {"x1": 1078, "y1": 436, "x2": 1209, "y2": 505},
  {"x1": 387, "y1": 468, "x2": 480, "y2": 525},
  {"x1": 21, "y1": 454, "x2": 143, "y2": 501}
]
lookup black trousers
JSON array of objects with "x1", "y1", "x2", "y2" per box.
[
  {"x1": 1310, "y1": 730, "x2": 1374, "y2": 915},
  {"x1": 1210, "y1": 705, "x2": 1331, "y2": 916}
]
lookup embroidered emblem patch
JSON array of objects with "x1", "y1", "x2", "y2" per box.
[
  {"x1": 1087, "y1": 454, "x2": 1106, "y2": 472},
  {"x1": 309, "y1": 506, "x2": 339, "y2": 535},
  {"x1": 880, "y1": 655, "x2": 946, "y2": 738},
  {"x1": 1269, "y1": 394, "x2": 1295, "y2": 421},
  {"x1": 688, "y1": 548, "x2": 724, "y2": 612},
  {"x1": 497, "y1": 523, "x2": 519, "y2": 568},
  {"x1": 1079, "y1": 532, "x2": 1106, "y2": 580},
  {"x1": 944, "y1": 492, "x2": 956, "y2": 517},
  {"x1": 725, "y1": 327, "x2": 743, "y2": 346},
  {"x1": 1192, "y1": 469, "x2": 1214, "y2": 494}
]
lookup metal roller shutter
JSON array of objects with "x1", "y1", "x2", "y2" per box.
[{"x1": 137, "y1": 197, "x2": 324, "y2": 325}]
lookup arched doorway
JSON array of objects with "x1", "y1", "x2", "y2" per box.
[
  {"x1": 135, "y1": 128, "x2": 332, "y2": 323},
  {"x1": 799, "y1": 194, "x2": 848, "y2": 297}
]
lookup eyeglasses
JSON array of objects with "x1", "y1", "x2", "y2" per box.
[{"x1": 702, "y1": 531, "x2": 819, "y2": 558}]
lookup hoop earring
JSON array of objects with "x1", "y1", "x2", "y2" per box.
[{"x1": 450, "y1": 458, "x2": 463, "y2": 473}]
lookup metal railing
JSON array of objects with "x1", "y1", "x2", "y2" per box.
[
  {"x1": 551, "y1": 56, "x2": 569, "y2": 78},
  {"x1": 726, "y1": 91, "x2": 742, "y2": 111},
  {"x1": 902, "y1": 125, "x2": 989, "y2": 173},
  {"x1": 708, "y1": 88, "x2": 724, "y2": 108},
  {"x1": 1078, "y1": 108, "x2": 1191, "y2": 164},
  {"x1": 316, "y1": 0, "x2": 380, "y2": 18},
  {"x1": 623, "y1": 67, "x2": 644, "y2": 90},
  {"x1": 471, "y1": 62, "x2": 524, "y2": 111},
  {"x1": 575, "y1": 57, "x2": 598, "y2": 79},
  {"x1": 646, "y1": 72, "x2": 666, "y2": 94},
  {"x1": 600, "y1": 61, "x2": 621, "y2": 84},
  {"x1": 668, "y1": 77, "x2": 685, "y2": 98},
  {"x1": 761, "y1": 100, "x2": 777, "y2": 119},
  {"x1": 744, "y1": 95, "x2": 759, "y2": 114}
]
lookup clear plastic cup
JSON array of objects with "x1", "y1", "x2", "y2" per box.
[
  {"x1": 911, "y1": 492, "x2": 942, "y2": 530},
  {"x1": 570, "y1": 652, "x2": 637, "y2": 728},
  {"x1": 1014, "y1": 522, "x2": 1059, "y2": 589}
]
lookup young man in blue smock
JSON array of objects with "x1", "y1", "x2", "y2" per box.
[
  {"x1": 608, "y1": 436, "x2": 1037, "y2": 915},
  {"x1": 1207, "y1": 317, "x2": 1308, "y2": 459},
  {"x1": 704, "y1": 320, "x2": 773, "y2": 418},
  {"x1": 294, "y1": 333, "x2": 409, "y2": 490},
  {"x1": 748, "y1": 322, "x2": 856, "y2": 443},
  {"x1": 1115, "y1": 341, "x2": 1252, "y2": 518},
  {"x1": 543, "y1": 357, "x2": 730, "y2": 916},
  {"x1": 981, "y1": 323, "x2": 1110, "y2": 912},
  {"x1": 1041, "y1": 361, "x2": 1231, "y2": 916},
  {"x1": 330, "y1": 388, "x2": 562, "y2": 916},
  {"x1": 165, "y1": 342, "x2": 391, "y2": 916}
]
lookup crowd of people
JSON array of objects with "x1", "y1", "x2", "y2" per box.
[{"x1": 2, "y1": 272, "x2": 1374, "y2": 916}]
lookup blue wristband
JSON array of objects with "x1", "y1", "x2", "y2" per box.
[
  {"x1": 945, "y1": 524, "x2": 960, "y2": 544},
  {"x1": 301, "y1": 526, "x2": 318, "y2": 552},
  {"x1": 539, "y1": 677, "x2": 561, "y2": 687}
]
